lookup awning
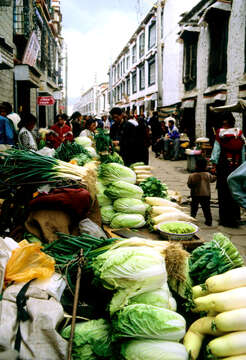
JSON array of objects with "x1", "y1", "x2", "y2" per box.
[
  {"x1": 14, "y1": 65, "x2": 41, "y2": 88},
  {"x1": 204, "y1": 92, "x2": 227, "y2": 104},
  {"x1": 181, "y1": 99, "x2": 196, "y2": 109},
  {"x1": 210, "y1": 99, "x2": 246, "y2": 113},
  {"x1": 179, "y1": 26, "x2": 200, "y2": 41},
  {"x1": 198, "y1": 0, "x2": 231, "y2": 25}
]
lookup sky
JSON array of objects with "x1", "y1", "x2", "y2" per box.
[{"x1": 61, "y1": 0, "x2": 200, "y2": 113}]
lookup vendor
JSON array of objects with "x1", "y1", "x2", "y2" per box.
[
  {"x1": 47, "y1": 114, "x2": 73, "y2": 149},
  {"x1": 79, "y1": 118, "x2": 97, "y2": 139},
  {"x1": 109, "y1": 107, "x2": 125, "y2": 147},
  {"x1": 18, "y1": 113, "x2": 38, "y2": 151},
  {"x1": 163, "y1": 119, "x2": 180, "y2": 161},
  {"x1": 211, "y1": 113, "x2": 245, "y2": 227}
]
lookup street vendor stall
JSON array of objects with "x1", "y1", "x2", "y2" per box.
[{"x1": 0, "y1": 128, "x2": 245, "y2": 360}]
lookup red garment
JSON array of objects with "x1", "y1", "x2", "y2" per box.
[
  {"x1": 216, "y1": 127, "x2": 244, "y2": 169},
  {"x1": 29, "y1": 188, "x2": 91, "y2": 220},
  {"x1": 48, "y1": 123, "x2": 73, "y2": 149}
]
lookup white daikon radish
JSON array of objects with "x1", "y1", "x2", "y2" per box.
[
  {"x1": 205, "y1": 267, "x2": 246, "y2": 294},
  {"x1": 183, "y1": 317, "x2": 223, "y2": 360},
  {"x1": 151, "y1": 206, "x2": 187, "y2": 216},
  {"x1": 193, "y1": 287, "x2": 246, "y2": 313},
  {"x1": 192, "y1": 285, "x2": 209, "y2": 299},
  {"x1": 152, "y1": 212, "x2": 195, "y2": 225},
  {"x1": 145, "y1": 197, "x2": 183, "y2": 209},
  {"x1": 135, "y1": 169, "x2": 152, "y2": 175},
  {"x1": 207, "y1": 332, "x2": 246, "y2": 358},
  {"x1": 133, "y1": 165, "x2": 152, "y2": 170},
  {"x1": 215, "y1": 309, "x2": 246, "y2": 332}
]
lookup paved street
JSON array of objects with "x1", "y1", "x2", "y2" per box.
[{"x1": 150, "y1": 151, "x2": 246, "y2": 260}]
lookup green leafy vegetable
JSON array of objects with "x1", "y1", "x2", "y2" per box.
[
  {"x1": 99, "y1": 163, "x2": 136, "y2": 185},
  {"x1": 189, "y1": 233, "x2": 245, "y2": 285},
  {"x1": 112, "y1": 304, "x2": 186, "y2": 341},
  {"x1": 61, "y1": 319, "x2": 113, "y2": 360},
  {"x1": 113, "y1": 198, "x2": 148, "y2": 215},
  {"x1": 139, "y1": 177, "x2": 168, "y2": 198},
  {"x1": 92, "y1": 246, "x2": 166, "y2": 314},
  {"x1": 55, "y1": 142, "x2": 92, "y2": 162},
  {"x1": 100, "y1": 152, "x2": 124, "y2": 165},
  {"x1": 96, "y1": 181, "x2": 112, "y2": 207},
  {"x1": 121, "y1": 339, "x2": 189, "y2": 360},
  {"x1": 101, "y1": 205, "x2": 116, "y2": 225},
  {"x1": 71, "y1": 153, "x2": 92, "y2": 166},
  {"x1": 110, "y1": 213, "x2": 146, "y2": 229},
  {"x1": 128, "y1": 283, "x2": 170, "y2": 309},
  {"x1": 159, "y1": 222, "x2": 195, "y2": 234},
  {"x1": 104, "y1": 181, "x2": 143, "y2": 200},
  {"x1": 95, "y1": 128, "x2": 113, "y2": 154}
]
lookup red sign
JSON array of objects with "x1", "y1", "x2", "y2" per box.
[{"x1": 37, "y1": 96, "x2": 55, "y2": 106}]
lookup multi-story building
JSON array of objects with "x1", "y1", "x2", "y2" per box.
[
  {"x1": 108, "y1": 4, "x2": 161, "y2": 115},
  {"x1": 96, "y1": 82, "x2": 109, "y2": 117},
  {"x1": 0, "y1": 0, "x2": 64, "y2": 126},
  {"x1": 178, "y1": 0, "x2": 246, "y2": 140},
  {"x1": 78, "y1": 85, "x2": 97, "y2": 116},
  {"x1": 0, "y1": 2, "x2": 14, "y2": 104}
]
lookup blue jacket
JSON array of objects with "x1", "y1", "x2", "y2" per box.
[
  {"x1": 168, "y1": 125, "x2": 180, "y2": 140},
  {"x1": 0, "y1": 115, "x2": 15, "y2": 145}
]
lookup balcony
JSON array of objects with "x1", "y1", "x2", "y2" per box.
[{"x1": 13, "y1": 0, "x2": 30, "y2": 38}]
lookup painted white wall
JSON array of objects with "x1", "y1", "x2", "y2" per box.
[{"x1": 162, "y1": 0, "x2": 200, "y2": 107}]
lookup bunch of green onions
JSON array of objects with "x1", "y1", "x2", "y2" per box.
[
  {"x1": 0, "y1": 149, "x2": 90, "y2": 187},
  {"x1": 55, "y1": 142, "x2": 92, "y2": 162}
]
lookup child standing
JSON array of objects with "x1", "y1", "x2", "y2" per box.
[{"x1": 187, "y1": 158, "x2": 216, "y2": 226}]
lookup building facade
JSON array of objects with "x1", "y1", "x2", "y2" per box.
[
  {"x1": 78, "y1": 85, "x2": 97, "y2": 116},
  {"x1": 95, "y1": 82, "x2": 109, "y2": 117},
  {"x1": 179, "y1": 0, "x2": 246, "y2": 140},
  {"x1": 0, "y1": 0, "x2": 64, "y2": 127},
  {"x1": 108, "y1": 5, "x2": 161, "y2": 116}
]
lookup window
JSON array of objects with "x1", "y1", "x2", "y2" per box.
[
  {"x1": 148, "y1": 56, "x2": 156, "y2": 86},
  {"x1": 139, "y1": 32, "x2": 145, "y2": 58},
  {"x1": 117, "y1": 64, "x2": 120, "y2": 80},
  {"x1": 126, "y1": 77, "x2": 130, "y2": 96},
  {"x1": 208, "y1": 11, "x2": 229, "y2": 86},
  {"x1": 132, "y1": 71, "x2": 137, "y2": 93},
  {"x1": 182, "y1": 34, "x2": 198, "y2": 91},
  {"x1": 123, "y1": 58, "x2": 125, "y2": 73},
  {"x1": 148, "y1": 21, "x2": 156, "y2": 49},
  {"x1": 139, "y1": 63, "x2": 145, "y2": 90},
  {"x1": 126, "y1": 52, "x2": 130, "y2": 69},
  {"x1": 122, "y1": 81, "x2": 125, "y2": 96},
  {"x1": 132, "y1": 45, "x2": 137, "y2": 64}
]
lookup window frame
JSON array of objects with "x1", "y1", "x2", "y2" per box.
[
  {"x1": 139, "y1": 32, "x2": 145, "y2": 58},
  {"x1": 139, "y1": 63, "x2": 145, "y2": 90},
  {"x1": 132, "y1": 70, "x2": 137, "y2": 94},
  {"x1": 132, "y1": 44, "x2": 137, "y2": 65},
  {"x1": 148, "y1": 56, "x2": 156, "y2": 86},
  {"x1": 148, "y1": 21, "x2": 156, "y2": 50}
]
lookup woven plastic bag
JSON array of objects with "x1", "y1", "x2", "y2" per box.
[{"x1": 4, "y1": 240, "x2": 55, "y2": 286}]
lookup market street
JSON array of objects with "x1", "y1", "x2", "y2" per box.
[{"x1": 150, "y1": 152, "x2": 246, "y2": 261}]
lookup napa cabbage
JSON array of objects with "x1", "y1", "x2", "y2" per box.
[
  {"x1": 61, "y1": 319, "x2": 112, "y2": 360},
  {"x1": 121, "y1": 339, "x2": 188, "y2": 360},
  {"x1": 99, "y1": 163, "x2": 136, "y2": 185},
  {"x1": 113, "y1": 304, "x2": 186, "y2": 341},
  {"x1": 105, "y1": 181, "x2": 143, "y2": 200},
  {"x1": 101, "y1": 205, "x2": 116, "y2": 225},
  {"x1": 113, "y1": 198, "x2": 148, "y2": 215},
  {"x1": 110, "y1": 213, "x2": 145, "y2": 229},
  {"x1": 74, "y1": 136, "x2": 92, "y2": 147}
]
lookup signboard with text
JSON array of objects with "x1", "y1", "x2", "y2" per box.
[
  {"x1": 22, "y1": 32, "x2": 40, "y2": 67},
  {"x1": 37, "y1": 96, "x2": 55, "y2": 106}
]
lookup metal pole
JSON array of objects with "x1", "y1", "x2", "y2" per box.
[{"x1": 157, "y1": 0, "x2": 164, "y2": 108}]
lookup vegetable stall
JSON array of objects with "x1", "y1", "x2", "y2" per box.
[{"x1": 0, "y1": 130, "x2": 245, "y2": 360}]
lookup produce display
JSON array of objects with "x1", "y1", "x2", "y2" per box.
[{"x1": 0, "y1": 127, "x2": 245, "y2": 360}]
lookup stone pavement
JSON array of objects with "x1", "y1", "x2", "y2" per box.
[{"x1": 149, "y1": 152, "x2": 246, "y2": 260}]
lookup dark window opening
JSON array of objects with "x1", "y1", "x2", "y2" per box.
[
  {"x1": 139, "y1": 63, "x2": 145, "y2": 90},
  {"x1": 183, "y1": 34, "x2": 198, "y2": 92},
  {"x1": 208, "y1": 11, "x2": 229, "y2": 87},
  {"x1": 148, "y1": 56, "x2": 156, "y2": 86},
  {"x1": 132, "y1": 71, "x2": 137, "y2": 93},
  {"x1": 148, "y1": 21, "x2": 156, "y2": 49}
]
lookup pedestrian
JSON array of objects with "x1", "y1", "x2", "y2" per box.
[
  {"x1": 187, "y1": 157, "x2": 216, "y2": 226},
  {"x1": 18, "y1": 113, "x2": 38, "y2": 151},
  {"x1": 0, "y1": 102, "x2": 15, "y2": 146},
  {"x1": 47, "y1": 114, "x2": 73, "y2": 149},
  {"x1": 3, "y1": 101, "x2": 21, "y2": 133},
  {"x1": 149, "y1": 111, "x2": 162, "y2": 157},
  {"x1": 163, "y1": 119, "x2": 180, "y2": 160},
  {"x1": 79, "y1": 118, "x2": 97, "y2": 139},
  {"x1": 70, "y1": 111, "x2": 83, "y2": 138},
  {"x1": 211, "y1": 113, "x2": 245, "y2": 227},
  {"x1": 109, "y1": 107, "x2": 125, "y2": 148},
  {"x1": 153, "y1": 120, "x2": 167, "y2": 158}
]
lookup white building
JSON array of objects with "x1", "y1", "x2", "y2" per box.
[
  {"x1": 178, "y1": 0, "x2": 246, "y2": 140},
  {"x1": 78, "y1": 85, "x2": 97, "y2": 116},
  {"x1": 95, "y1": 82, "x2": 109, "y2": 117},
  {"x1": 108, "y1": 4, "x2": 161, "y2": 115}
]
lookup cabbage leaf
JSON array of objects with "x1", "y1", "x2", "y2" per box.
[
  {"x1": 113, "y1": 198, "x2": 148, "y2": 215},
  {"x1": 101, "y1": 205, "x2": 116, "y2": 225},
  {"x1": 110, "y1": 213, "x2": 145, "y2": 229},
  {"x1": 99, "y1": 163, "x2": 136, "y2": 185},
  {"x1": 105, "y1": 181, "x2": 143, "y2": 200}
]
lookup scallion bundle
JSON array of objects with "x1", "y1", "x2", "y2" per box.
[{"x1": 0, "y1": 149, "x2": 96, "y2": 198}]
